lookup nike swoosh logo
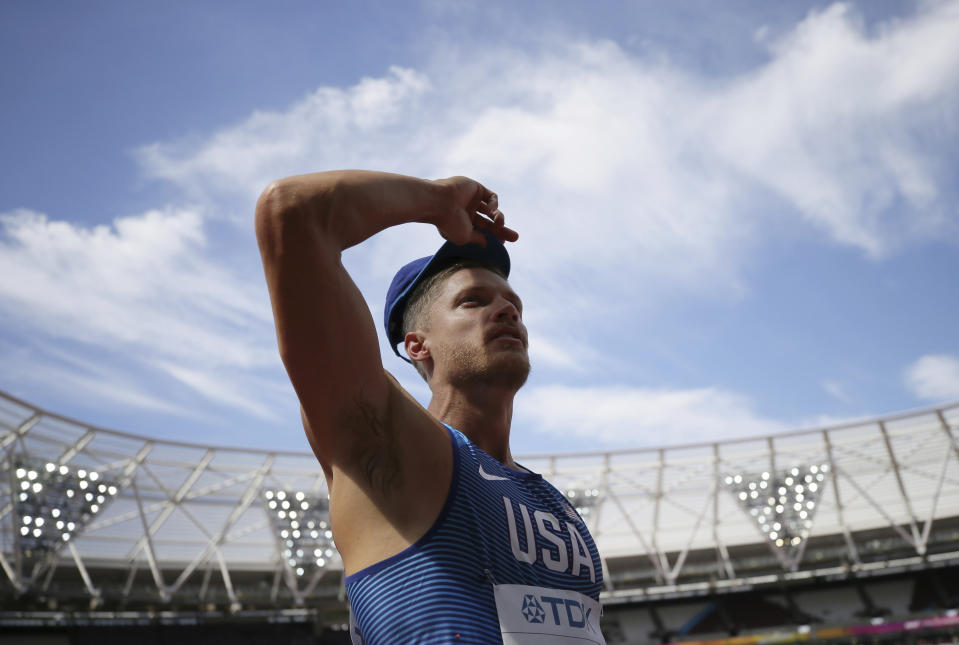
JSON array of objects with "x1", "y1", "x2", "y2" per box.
[{"x1": 478, "y1": 464, "x2": 509, "y2": 481}]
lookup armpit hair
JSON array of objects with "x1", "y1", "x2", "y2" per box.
[{"x1": 339, "y1": 392, "x2": 402, "y2": 497}]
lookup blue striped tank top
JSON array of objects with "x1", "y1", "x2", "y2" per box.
[{"x1": 345, "y1": 425, "x2": 603, "y2": 644}]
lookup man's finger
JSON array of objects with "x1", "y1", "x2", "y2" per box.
[
  {"x1": 478, "y1": 203, "x2": 505, "y2": 227},
  {"x1": 486, "y1": 192, "x2": 498, "y2": 215},
  {"x1": 473, "y1": 215, "x2": 519, "y2": 242},
  {"x1": 477, "y1": 199, "x2": 506, "y2": 226}
]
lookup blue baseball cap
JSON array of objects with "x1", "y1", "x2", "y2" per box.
[{"x1": 384, "y1": 229, "x2": 511, "y2": 361}]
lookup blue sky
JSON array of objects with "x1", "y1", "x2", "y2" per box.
[{"x1": 1, "y1": 0, "x2": 958, "y2": 454}]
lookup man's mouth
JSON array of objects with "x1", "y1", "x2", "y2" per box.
[{"x1": 487, "y1": 326, "x2": 526, "y2": 347}]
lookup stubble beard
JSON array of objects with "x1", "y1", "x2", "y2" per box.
[{"x1": 443, "y1": 343, "x2": 531, "y2": 391}]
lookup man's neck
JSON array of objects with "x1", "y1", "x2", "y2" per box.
[{"x1": 427, "y1": 383, "x2": 517, "y2": 469}]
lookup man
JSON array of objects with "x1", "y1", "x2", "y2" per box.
[{"x1": 256, "y1": 170, "x2": 604, "y2": 644}]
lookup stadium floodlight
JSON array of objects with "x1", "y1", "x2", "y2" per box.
[
  {"x1": 263, "y1": 489, "x2": 340, "y2": 578},
  {"x1": 724, "y1": 463, "x2": 828, "y2": 562},
  {"x1": 564, "y1": 487, "x2": 601, "y2": 521},
  {"x1": 13, "y1": 460, "x2": 120, "y2": 562}
]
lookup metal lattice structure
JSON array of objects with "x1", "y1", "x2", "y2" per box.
[{"x1": 2, "y1": 389, "x2": 958, "y2": 614}]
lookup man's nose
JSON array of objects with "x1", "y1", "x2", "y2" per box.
[{"x1": 494, "y1": 299, "x2": 520, "y2": 322}]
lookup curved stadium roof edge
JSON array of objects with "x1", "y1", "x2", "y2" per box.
[{"x1": 3, "y1": 388, "x2": 957, "y2": 457}]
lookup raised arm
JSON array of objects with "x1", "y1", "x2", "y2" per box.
[
  {"x1": 258, "y1": 171, "x2": 491, "y2": 460},
  {"x1": 256, "y1": 170, "x2": 516, "y2": 555}
]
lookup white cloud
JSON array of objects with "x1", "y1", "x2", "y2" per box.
[
  {"x1": 1, "y1": 340, "x2": 188, "y2": 417},
  {"x1": 137, "y1": 66, "x2": 433, "y2": 205},
  {"x1": 438, "y1": 40, "x2": 750, "y2": 298},
  {"x1": 707, "y1": 2, "x2": 959, "y2": 257},
  {"x1": 0, "y1": 207, "x2": 283, "y2": 416},
  {"x1": 904, "y1": 354, "x2": 959, "y2": 401},
  {"x1": 527, "y1": 335, "x2": 588, "y2": 372},
  {"x1": 516, "y1": 384, "x2": 787, "y2": 446},
  {"x1": 0, "y1": 208, "x2": 270, "y2": 362},
  {"x1": 133, "y1": 2, "x2": 959, "y2": 363},
  {"x1": 6, "y1": 2, "x2": 957, "y2": 437},
  {"x1": 154, "y1": 361, "x2": 278, "y2": 420},
  {"x1": 822, "y1": 379, "x2": 851, "y2": 403}
]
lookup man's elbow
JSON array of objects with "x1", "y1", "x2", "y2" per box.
[
  {"x1": 255, "y1": 179, "x2": 296, "y2": 233},
  {"x1": 255, "y1": 176, "x2": 338, "y2": 246},
  {"x1": 255, "y1": 179, "x2": 312, "y2": 259}
]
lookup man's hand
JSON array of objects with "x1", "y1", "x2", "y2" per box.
[{"x1": 429, "y1": 176, "x2": 519, "y2": 248}]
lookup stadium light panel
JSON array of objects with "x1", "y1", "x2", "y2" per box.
[
  {"x1": 564, "y1": 487, "x2": 601, "y2": 520},
  {"x1": 263, "y1": 489, "x2": 340, "y2": 577},
  {"x1": 13, "y1": 460, "x2": 120, "y2": 561},
  {"x1": 724, "y1": 463, "x2": 828, "y2": 561}
]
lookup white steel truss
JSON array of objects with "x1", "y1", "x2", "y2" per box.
[{"x1": 1, "y1": 389, "x2": 958, "y2": 607}]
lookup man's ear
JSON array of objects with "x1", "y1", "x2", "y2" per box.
[{"x1": 404, "y1": 331, "x2": 430, "y2": 364}]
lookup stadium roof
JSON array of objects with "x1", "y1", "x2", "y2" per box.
[{"x1": 2, "y1": 389, "x2": 958, "y2": 607}]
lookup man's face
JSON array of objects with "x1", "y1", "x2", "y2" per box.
[{"x1": 424, "y1": 267, "x2": 530, "y2": 390}]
